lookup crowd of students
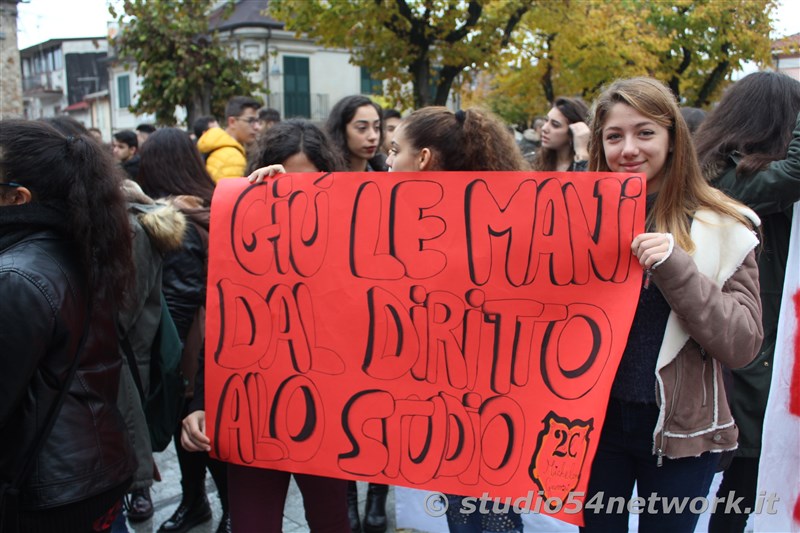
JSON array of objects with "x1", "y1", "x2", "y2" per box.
[{"x1": 1, "y1": 70, "x2": 799, "y2": 533}]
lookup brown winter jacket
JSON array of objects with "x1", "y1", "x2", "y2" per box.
[{"x1": 649, "y1": 208, "x2": 763, "y2": 463}]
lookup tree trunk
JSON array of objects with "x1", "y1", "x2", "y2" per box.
[
  {"x1": 434, "y1": 65, "x2": 461, "y2": 106},
  {"x1": 187, "y1": 86, "x2": 214, "y2": 131},
  {"x1": 187, "y1": 97, "x2": 202, "y2": 132},
  {"x1": 693, "y1": 44, "x2": 730, "y2": 107},
  {"x1": 411, "y1": 57, "x2": 432, "y2": 108},
  {"x1": 668, "y1": 45, "x2": 693, "y2": 102},
  {"x1": 541, "y1": 60, "x2": 554, "y2": 105},
  {"x1": 541, "y1": 34, "x2": 556, "y2": 105}
]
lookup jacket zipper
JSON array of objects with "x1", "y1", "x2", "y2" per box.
[
  {"x1": 701, "y1": 348, "x2": 708, "y2": 407},
  {"x1": 657, "y1": 355, "x2": 681, "y2": 467},
  {"x1": 655, "y1": 377, "x2": 663, "y2": 466}
]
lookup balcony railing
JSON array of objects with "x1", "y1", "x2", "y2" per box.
[
  {"x1": 264, "y1": 93, "x2": 330, "y2": 122},
  {"x1": 23, "y1": 74, "x2": 63, "y2": 94}
]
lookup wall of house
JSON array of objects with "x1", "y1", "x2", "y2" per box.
[
  {"x1": 24, "y1": 94, "x2": 62, "y2": 119},
  {"x1": 21, "y1": 30, "x2": 369, "y2": 129},
  {"x1": 0, "y1": 0, "x2": 23, "y2": 118},
  {"x1": 65, "y1": 107, "x2": 90, "y2": 127},
  {"x1": 108, "y1": 63, "x2": 159, "y2": 132},
  {"x1": 88, "y1": 96, "x2": 112, "y2": 141},
  {"x1": 776, "y1": 55, "x2": 800, "y2": 81},
  {"x1": 223, "y1": 27, "x2": 364, "y2": 122},
  {"x1": 21, "y1": 38, "x2": 109, "y2": 120},
  {"x1": 21, "y1": 44, "x2": 66, "y2": 117},
  {"x1": 61, "y1": 39, "x2": 108, "y2": 55}
]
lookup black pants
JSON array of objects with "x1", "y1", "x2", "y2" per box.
[
  {"x1": 173, "y1": 400, "x2": 229, "y2": 510},
  {"x1": 707, "y1": 456, "x2": 759, "y2": 533}
]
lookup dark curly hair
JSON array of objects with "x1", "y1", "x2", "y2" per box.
[
  {"x1": 0, "y1": 119, "x2": 133, "y2": 305},
  {"x1": 325, "y1": 95, "x2": 383, "y2": 170},
  {"x1": 248, "y1": 119, "x2": 345, "y2": 173}
]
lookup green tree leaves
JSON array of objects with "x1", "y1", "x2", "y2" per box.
[
  {"x1": 269, "y1": 0, "x2": 533, "y2": 109},
  {"x1": 110, "y1": 0, "x2": 259, "y2": 126}
]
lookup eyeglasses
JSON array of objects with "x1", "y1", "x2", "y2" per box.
[
  {"x1": 0, "y1": 181, "x2": 21, "y2": 188},
  {"x1": 235, "y1": 117, "x2": 260, "y2": 126}
]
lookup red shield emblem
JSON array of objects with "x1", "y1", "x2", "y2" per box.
[{"x1": 529, "y1": 411, "x2": 593, "y2": 502}]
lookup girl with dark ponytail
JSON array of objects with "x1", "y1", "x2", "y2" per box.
[
  {"x1": 385, "y1": 106, "x2": 527, "y2": 533},
  {"x1": 0, "y1": 119, "x2": 136, "y2": 531},
  {"x1": 0, "y1": 120, "x2": 133, "y2": 303},
  {"x1": 386, "y1": 106, "x2": 527, "y2": 173}
]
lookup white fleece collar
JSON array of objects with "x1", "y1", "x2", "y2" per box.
[{"x1": 655, "y1": 207, "x2": 759, "y2": 372}]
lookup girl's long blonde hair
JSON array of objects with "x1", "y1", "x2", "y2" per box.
[{"x1": 588, "y1": 77, "x2": 754, "y2": 252}]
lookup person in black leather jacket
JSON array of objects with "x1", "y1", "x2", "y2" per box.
[
  {"x1": 0, "y1": 120, "x2": 136, "y2": 532},
  {"x1": 695, "y1": 71, "x2": 800, "y2": 533},
  {"x1": 135, "y1": 127, "x2": 230, "y2": 533}
]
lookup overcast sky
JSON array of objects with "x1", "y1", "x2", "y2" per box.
[{"x1": 16, "y1": 0, "x2": 800, "y2": 58}]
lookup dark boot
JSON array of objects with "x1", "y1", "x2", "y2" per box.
[
  {"x1": 157, "y1": 491, "x2": 213, "y2": 533},
  {"x1": 347, "y1": 481, "x2": 361, "y2": 533},
  {"x1": 363, "y1": 483, "x2": 388, "y2": 533},
  {"x1": 125, "y1": 488, "x2": 154, "y2": 522}
]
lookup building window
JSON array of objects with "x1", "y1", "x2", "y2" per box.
[
  {"x1": 283, "y1": 56, "x2": 310, "y2": 119},
  {"x1": 117, "y1": 75, "x2": 131, "y2": 109},
  {"x1": 360, "y1": 67, "x2": 382, "y2": 95}
]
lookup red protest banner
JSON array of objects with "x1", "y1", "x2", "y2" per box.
[{"x1": 205, "y1": 171, "x2": 644, "y2": 526}]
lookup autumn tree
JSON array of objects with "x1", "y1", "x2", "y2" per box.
[
  {"x1": 486, "y1": 0, "x2": 775, "y2": 125},
  {"x1": 646, "y1": 0, "x2": 776, "y2": 106},
  {"x1": 269, "y1": 0, "x2": 533, "y2": 109},
  {"x1": 110, "y1": 0, "x2": 259, "y2": 126},
  {"x1": 485, "y1": 0, "x2": 666, "y2": 125}
]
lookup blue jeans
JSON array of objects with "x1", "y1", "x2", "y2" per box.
[
  {"x1": 445, "y1": 493, "x2": 523, "y2": 533},
  {"x1": 581, "y1": 398, "x2": 719, "y2": 533}
]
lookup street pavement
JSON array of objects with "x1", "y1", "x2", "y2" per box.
[
  {"x1": 124, "y1": 442, "x2": 402, "y2": 533},
  {"x1": 117, "y1": 443, "x2": 757, "y2": 533}
]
